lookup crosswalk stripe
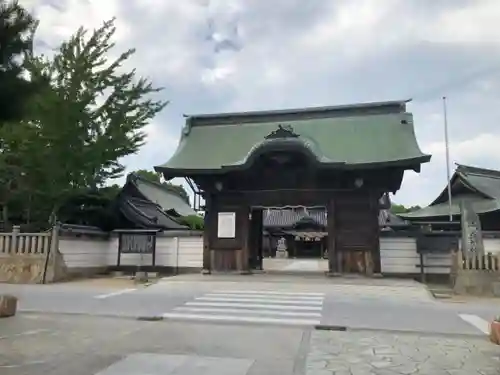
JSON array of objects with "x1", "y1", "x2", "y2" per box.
[
  {"x1": 204, "y1": 293, "x2": 324, "y2": 301},
  {"x1": 163, "y1": 289, "x2": 325, "y2": 326},
  {"x1": 161, "y1": 312, "x2": 320, "y2": 326},
  {"x1": 174, "y1": 307, "x2": 322, "y2": 317},
  {"x1": 458, "y1": 314, "x2": 490, "y2": 335},
  {"x1": 215, "y1": 290, "x2": 324, "y2": 296},
  {"x1": 195, "y1": 297, "x2": 324, "y2": 305},
  {"x1": 185, "y1": 301, "x2": 323, "y2": 310}
]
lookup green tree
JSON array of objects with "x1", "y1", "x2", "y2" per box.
[
  {"x1": 10, "y1": 18, "x2": 167, "y2": 223},
  {"x1": 178, "y1": 215, "x2": 204, "y2": 230},
  {"x1": 134, "y1": 169, "x2": 161, "y2": 183},
  {"x1": 0, "y1": 0, "x2": 40, "y2": 124},
  {"x1": 58, "y1": 185, "x2": 122, "y2": 231},
  {"x1": 390, "y1": 203, "x2": 421, "y2": 214}
]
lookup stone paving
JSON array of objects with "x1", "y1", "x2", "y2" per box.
[
  {"x1": 306, "y1": 330, "x2": 500, "y2": 375},
  {"x1": 3, "y1": 312, "x2": 500, "y2": 374},
  {"x1": 0, "y1": 313, "x2": 301, "y2": 375}
]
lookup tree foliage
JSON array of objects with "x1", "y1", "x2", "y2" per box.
[
  {"x1": 134, "y1": 169, "x2": 161, "y2": 183},
  {"x1": 178, "y1": 215, "x2": 204, "y2": 230},
  {"x1": 58, "y1": 185, "x2": 122, "y2": 231},
  {"x1": 390, "y1": 203, "x2": 421, "y2": 214},
  {"x1": 1, "y1": 18, "x2": 167, "y2": 227},
  {"x1": 0, "y1": 0, "x2": 40, "y2": 123}
]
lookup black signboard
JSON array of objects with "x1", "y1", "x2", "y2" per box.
[
  {"x1": 119, "y1": 233, "x2": 155, "y2": 254},
  {"x1": 416, "y1": 233, "x2": 459, "y2": 254},
  {"x1": 116, "y1": 230, "x2": 158, "y2": 267}
]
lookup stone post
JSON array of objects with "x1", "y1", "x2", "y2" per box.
[
  {"x1": 42, "y1": 224, "x2": 61, "y2": 283},
  {"x1": 0, "y1": 294, "x2": 18, "y2": 317},
  {"x1": 10, "y1": 225, "x2": 20, "y2": 254}
]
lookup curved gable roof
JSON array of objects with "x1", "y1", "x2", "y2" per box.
[
  {"x1": 156, "y1": 100, "x2": 431, "y2": 177},
  {"x1": 125, "y1": 173, "x2": 197, "y2": 217},
  {"x1": 118, "y1": 196, "x2": 188, "y2": 230},
  {"x1": 402, "y1": 164, "x2": 500, "y2": 219}
]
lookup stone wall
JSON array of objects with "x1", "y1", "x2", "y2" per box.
[
  {"x1": 451, "y1": 251, "x2": 500, "y2": 296},
  {"x1": 453, "y1": 269, "x2": 500, "y2": 296},
  {"x1": 0, "y1": 226, "x2": 67, "y2": 284}
]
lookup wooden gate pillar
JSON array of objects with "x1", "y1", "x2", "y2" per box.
[
  {"x1": 240, "y1": 205, "x2": 251, "y2": 274},
  {"x1": 371, "y1": 192, "x2": 382, "y2": 275},
  {"x1": 249, "y1": 208, "x2": 263, "y2": 270},
  {"x1": 202, "y1": 195, "x2": 212, "y2": 274},
  {"x1": 327, "y1": 198, "x2": 339, "y2": 275}
]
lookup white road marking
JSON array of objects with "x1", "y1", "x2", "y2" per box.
[
  {"x1": 185, "y1": 302, "x2": 323, "y2": 310},
  {"x1": 195, "y1": 297, "x2": 324, "y2": 305},
  {"x1": 0, "y1": 360, "x2": 47, "y2": 368},
  {"x1": 216, "y1": 290, "x2": 324, "y2": 296},
  {"x1": 0, "y1": 329, "x2": 51, "y2": 340},
  {"x1": 174, "y1": 307, "x2": 322, "y2": 317},
  {"x1": 164, "y1": 290, "x2": 325, "y2": 326},
  {"x1": 458, "y1": 314, "x2": 490, "y2": 334},
  {"x1": 204, "y1": 293, "x2": 324, "y2": 301},
  {"x1": 161, "y1": 312, "x2": 320, "y2": 326},
  {"x1": 94, "y1": 288, "x2": 137, "y2": 299}
]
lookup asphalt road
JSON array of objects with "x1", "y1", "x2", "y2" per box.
[
  {"x1": 1, "y1": 273, "x2": 498, "y2": 336},
  {"x1": 2, "y1": 273, "x2": 500, "y2": 374}
]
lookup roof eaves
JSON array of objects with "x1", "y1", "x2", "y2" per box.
[
  {"x1": 156, "y1": 155, "x2": 432, "y2": 178},
  {"x1": 121, "y1": 197, "x2": 188, "y2": 230}
]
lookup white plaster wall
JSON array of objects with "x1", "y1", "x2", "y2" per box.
[
  {"x1": 58, "y1": 233, "x2": 204, "y2": 270},
  {"x1": 380, "y1": 237, "x2": 451, "y2": 274},
  {"x1": 115, "y1": 235, "x2": 203, "y2": 268},
  {"x1": 59, "y1": 237, "x2": 110, "y2": 269}
]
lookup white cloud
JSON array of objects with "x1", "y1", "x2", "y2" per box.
[
  {"x1": 422, "y1": 0, "x2": 500, "y2": 44},
  {"x1": 395, "y1": 132, "x2": 500, "y2": 206},
  {"x1": 20, "y1": 0, "x2": 500, "y2": 209},
  {"x1": 28, "y1": 0, "x2": 129, "y2": 49}
]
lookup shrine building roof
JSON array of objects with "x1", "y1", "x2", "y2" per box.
[{"x1": 155, "y1": 100, "x2": 431, "y2": 178}]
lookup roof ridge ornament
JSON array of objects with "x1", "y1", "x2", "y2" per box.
[{"x1": 265, "y1": 124, "x2": 299, "y2": 139}]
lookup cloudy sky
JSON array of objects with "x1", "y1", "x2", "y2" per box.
[{"x1": 20, "y1": 0, "x2": 500, "y2": 207}]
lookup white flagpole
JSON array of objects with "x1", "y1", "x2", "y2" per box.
[{"x1": 443, "y1": 96, "x2": 453, "y2": 221}]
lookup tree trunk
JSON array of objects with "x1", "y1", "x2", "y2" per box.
[{"x1": 1, "y1": 204, "x2": 8, "y2": 230}]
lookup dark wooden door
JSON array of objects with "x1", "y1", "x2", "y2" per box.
[
  {"x1": 335, "y1": 191, "x2": 378, "y2": 274},
  {"x1": 248, "y1": 208, "x2": 263, "y2": 270},
  {"x1": 342, "y1": 250, "x2": 366, "y2": 273}
]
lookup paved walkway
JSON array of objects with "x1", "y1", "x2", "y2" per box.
[
  {"x1": 264, "y1": 258, "x2": 328, "y2": 272},
  {"x1": 306, "y1": 330, "x2": 500, "y2": 375}
]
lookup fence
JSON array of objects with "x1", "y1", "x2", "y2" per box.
[
  {"x1": 0, "y1": 225, "x2": 61, "y2": 284},
  {"x1": 460, "y1": 252, "x2": 500, "y2": 271},
  {"x1": 452, "y1": 251, "x2": 500, "y2": 296},
  {"x1": 0, "y1": 226, "x2": 52, "y2": 255},
  {"x1": 3, "y1": 225, "x2": 500, "y2": 284}
]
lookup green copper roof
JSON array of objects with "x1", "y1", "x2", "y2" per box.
[
  {"x1": 401, "y1": 164, "x2": 500, "y2": 219},
  {"x1": 156, "y1": 100, "x2": 431, "y2": 176}
]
